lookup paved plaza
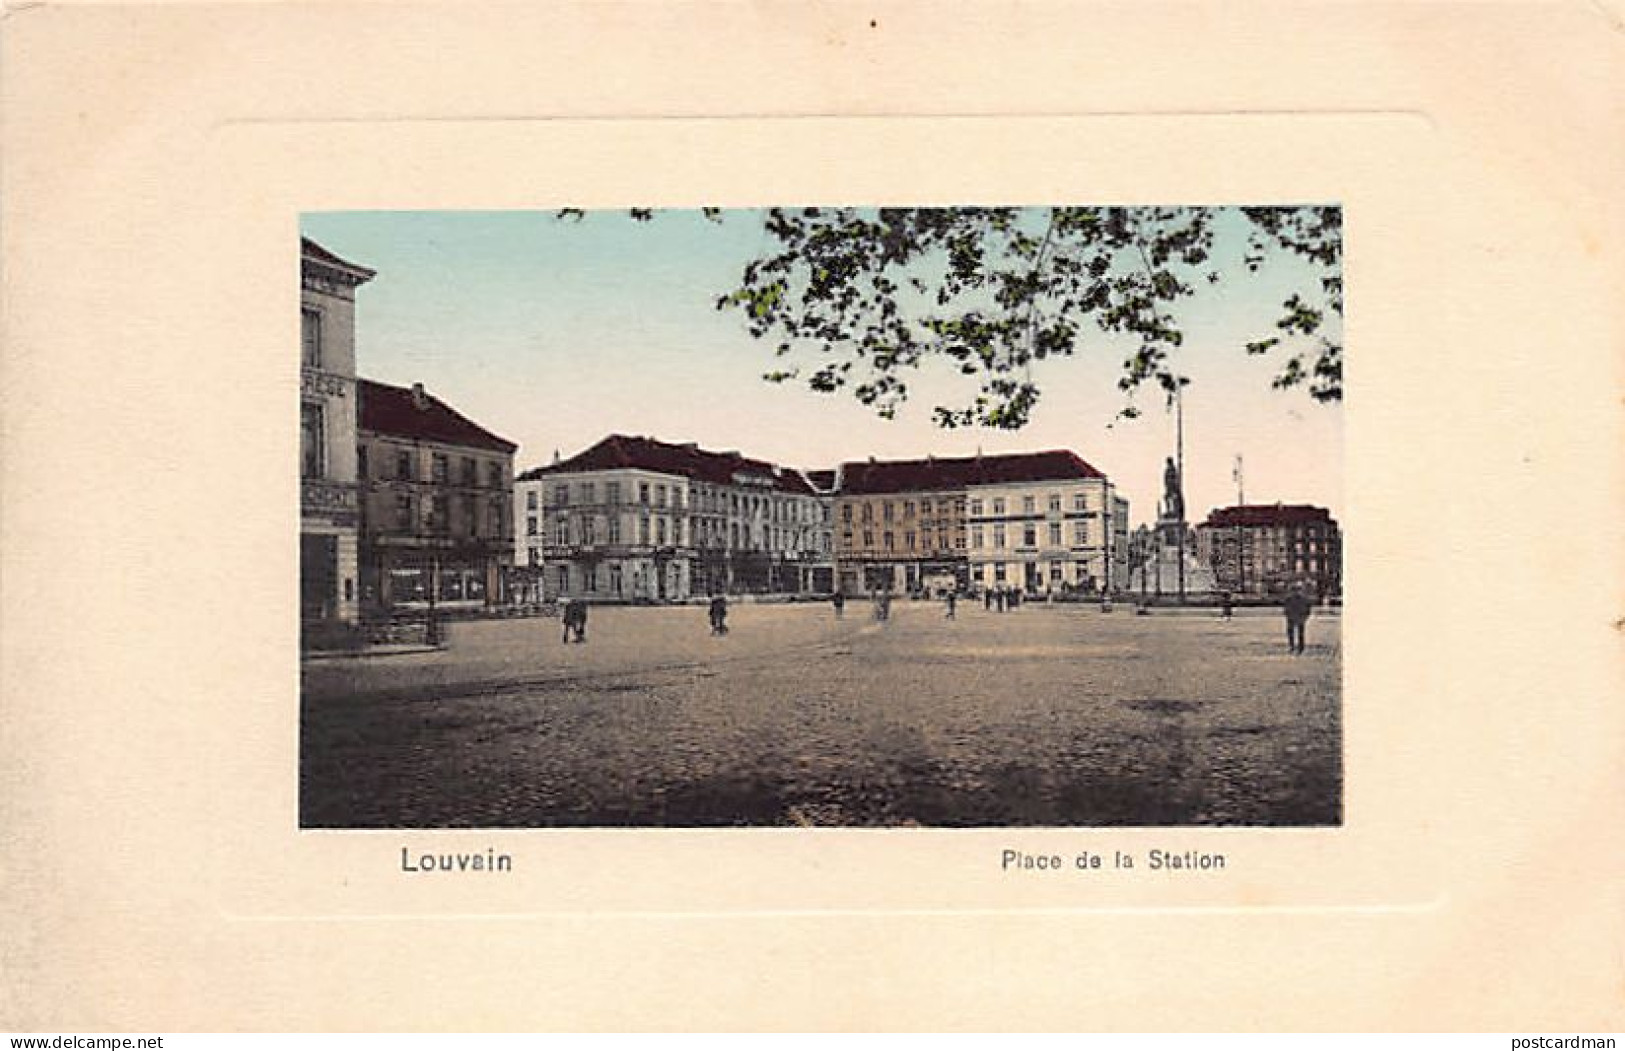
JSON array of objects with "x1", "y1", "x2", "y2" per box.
[{"x1": 300, "y1": 601, "x2": 1341, "y2": 827}]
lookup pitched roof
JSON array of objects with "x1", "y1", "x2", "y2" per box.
[
  {"x1": 300, "y1": 236, "x2": 376, "y2": 281},
  {"x1": 357, "y1": 379, "x2": 516, "y2": 454},
  {"x1": 837, "y1": 449, "x2": 1106, "y2": 495},
  {"x1": 1201, "y1": 504, "x2": 1335, "y2": 528},
  {"x1": 518, "y1": 435, "x2": 815, "y2": 495}
]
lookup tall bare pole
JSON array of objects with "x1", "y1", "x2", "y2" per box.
[{"x1": 1176, "y1": 381, "x2": 1186, "y2": 603}]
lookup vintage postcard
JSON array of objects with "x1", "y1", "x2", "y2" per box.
[{"x1": 297, "y1": 205, "x2": 1343, "y2": 836}]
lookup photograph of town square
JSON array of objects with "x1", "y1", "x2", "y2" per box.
[{"x1": 299, "y1": 206, "x2": 1343, "y2": 828}]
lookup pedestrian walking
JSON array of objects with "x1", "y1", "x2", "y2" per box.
[
  {"x1": 945, "y1": 591, "x2": 957, "y2": 620},
  {"x1": 561, "y1": 598, "x2": 588, "y2": 644},
  {"x1": 983, "y1": 589, "x2": 992, "y2": 610},
  {"x1": 832, "y1": 591, "x2": 846, "y2": 619},
  {"x1": 1283, "y1": 584, "x2": 1312, "y2": 654},
  {"x1": 995, "y1": 588, "x2": 1006, "y2": 613},
  {"x1": 708, "y1": 594, "x2": 729, "y2": 636},
  {"x1": 1221, "y1": 590, "x2": 1234, "y2": 619}
]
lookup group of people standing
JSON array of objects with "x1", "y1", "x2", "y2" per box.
[{"x1": 554, "y1": 582, "x2": 1322, "y2": 654}]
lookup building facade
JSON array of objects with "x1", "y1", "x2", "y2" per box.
[
  {"x1": 1195, "y1": 503, "x2": 1343, "y2": 598},
  {"x1": 964, "y1": 451, "x2": 1125, "y2": 596},
  {"x1": 828, "y1": 450, "x2": 1129, "y2": 597},
  {"x1": 833, "y1": 458, "x2": 969, "y2": 595},
  {"x1": 356, "y1": 380, "x2": 517, "y2": 613},
  {"x1": 299, "y1": 238, "x2": 374, "y2": 631},
  {"x1": 516, "y1": 435, "x2": 833, "y2": 603}
]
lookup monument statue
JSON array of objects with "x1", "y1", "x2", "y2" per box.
[{"x1": 1161, "y1": 456, "x2": 1184, "y2": 522}]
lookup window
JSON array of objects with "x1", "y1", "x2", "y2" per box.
[
  {"x1": 300, "y1": 403, "x2": 324, "y2": 477},
  {"x1": 609, "y1": 565, "x2": 623, "y2": 595},
  {"x1": 528, "y1": 547, "x2": 540, "y2": 567},
  {"x1": 905, "y1": 531, "x2": 915, "y2": 551},
  {"x1": 655, "y1": 485, "x2": 666, "y2": 507},
  {"x1": 1074, "y1": 492, "x2": 1087, "y2": 511},
  {"x1": 639, "y1": 482, "x2": 650, "y2": 504},
  {"x1": 1049, "y1": 523, "x2": 1062, "y2": 546},
  {"x1": 1074, "y1": 521, "x2": 1088, "y2": 545},
  {"x1": 357, "y1": 446, "x2": 369, "y2": 480},
  {"x1": 883, "y1": 502, "x2": 894, "y2": 522},
  {"x1": 969, "y1": 499, "x2": 983, "y2": 516},
  {"x1": 608, "y1": 516, "x2": 621, "y2": 544},
  {"x1": 841, "y1": 504, "x2": 853, "y2": 522},
  {"x1": 883, "y1": 532, "x2": 894, "y2": 551},
  {"x1": 462, "y1": 457, "x2": 476, "y2": 485},
  {"x1": 554, "y1": 485, "x2": 570, "y2": 506},
  {"x1": 487, "y1": 462, "x2": 502, "y2": 488},
  {"x1": 920, "y1": 499, "x2": 932, "y2": 514},
  {"x1": 1023, "y1": 496, "x2": 1036, "y2": 514},
  {"x1": 1048, "y1": 494, "x2": 1061, "y2": 513},
  {"x1": 903, "y1": 501, "x2": 914, "y2": 516},
  {"x1": 861, "y1": 503, "x2": 873, "y2": 522},
  {"x1": 606, "y1": 481, "x2": 621, "y2": 504},
  {"x1": 581, "y1": 482, "x2": 596, "y2": 504},
  {"x1": 862, "y1": 530, "x2": 874, "y2": 547},
  {"x1": 1050, "y1": 560, "x2": 1063, "y2": 581},
  {"x1": 526, "y1": 490, "x2": 538, "y2": 510},
  {"x1": 993, "y1": 525, "x2": 1006, "y2": 549},
  {"x1": 582, "y1": 517, "x2": 597, "y2": 545},
  {"x1": 396, "y1": 450, "x2": 411, "y2": 480},
  {"x1": 301, "y1": 308, "x2": 322, "y2": 367},
  {"x1": 842, "y1": 530, "x2": 854, "y2": 547},
  {"x1": 993, "y1": 498, "x2": 1006, "y2": 515},
  {"x1": 432, "y1": 454, "x2": 448, "y2": 483},
  {"x1": 921, "y1": 529, "x2": 934, "y2": 549},
  {"x1": 1023, "y1": 524, "x2": 1036, "y2": 547},
  {"x1": 994, "y1": 563, "x2": 1007, "y2": 582},
  {"x1": 657, "y1": 518, "x2": 667, "y2": 544},
  {"x1": 554, "y1": 517, "x2": 569, "y2": 545},
  {"x1": 639, "y1": 517, "x2": 651, "y2": 544},
  {"x1": 527, "y1": 516, "x2": 538, "y2": 536},
  {"x1": 971, "y1": 525, "x2": 984, "y2": 548},
  {"x1": 556, "y1": 566, "x2": 569, "y2": 593},
  {"x1": 431, "y1": 495, "x2": 449, "y2": 534},
  {"x1": 395, "y1": 494, "x2": 413, "y2": 531},
  {"x1": 463, "y1": 495, "x2": 476, "y2": 536}
]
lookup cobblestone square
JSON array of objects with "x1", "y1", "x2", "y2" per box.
[{"x1": 301, "y1": 601, "x2": 1340, "y2": 827}]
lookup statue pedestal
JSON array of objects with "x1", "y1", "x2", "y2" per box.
[{"x1": 1132, "y1": 516, "x2": 1218, "y2": 598}]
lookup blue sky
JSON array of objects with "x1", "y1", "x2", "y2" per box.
[{"x1": 301, "y1": 208, "x2": 1342, "y2": 525}]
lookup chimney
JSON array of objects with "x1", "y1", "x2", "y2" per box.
[
  {"x1": 410, "y1": 382, "x2": 429, "y2": 410},
  {"x1": 552, "y1": 449, "x2": 561, "y2": 464}
]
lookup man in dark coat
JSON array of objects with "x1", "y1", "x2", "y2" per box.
[
  {"x1": 709, "y1": 594, "x2": 729, "y2": 635},
  {"x1": 562, "y1": 598, "x2": 588, "y2": 644},
  {"x1": 1283, "y1": 584, "x2": 1312, "y2": 654}
]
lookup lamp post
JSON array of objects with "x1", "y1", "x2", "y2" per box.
[{"x1": 1176, "y1": 379, "x2": 1186, "y2": 604}]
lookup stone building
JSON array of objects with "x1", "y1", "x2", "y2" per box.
[
  {"x1": 1194, "y1": 503, "x2": 1342, "y2": 599},
  {"x1": 833, "y1": 458, "x2": 969, "y2": 596},
  {"x1": 964, "y1": 451, "x2": 1126, "y2": 596},
  {"x1": 299, "y1": 237, "x2": 374, "y2": 635},
  {"x1": 356, "y1": 380, "x2": 516, "y2": 613},
  {"x1": 516, "y1": 435, "x2": 832, "y2": 602},
  {"x1": 829, "y1": 450, "x2": 1129, "y2": 597}
]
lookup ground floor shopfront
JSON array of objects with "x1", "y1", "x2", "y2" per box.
[
  {"x1": 360, "y1": 540, "x2": 510, "y2": 616},
  {"x1": 968, "y1": 550, "x2": 1116, "y2": 595},
  {"x1": 544, "y1": 550, "x2": 834, "y2": 602},
  {"x1": 835, "y1": 558, "x2": 968, "y2": 597}
]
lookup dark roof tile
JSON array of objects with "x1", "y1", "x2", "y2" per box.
[{"x1": 358, "y1": 379, "x2": 516, "y2": 454}]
